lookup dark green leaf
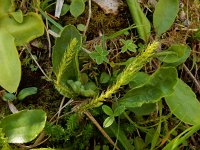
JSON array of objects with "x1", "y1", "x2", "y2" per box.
[
  {"x1": 52, "y1": 25, "x2": 82, "y2": 84},
  {"x1": 165, "y1": 79, "x2": 200, "y2": 125},
  {"x1": 133, "y1": 137, "x2": 145, "y2": 150},
  {"x1": 153, "y1": 0, "x2": 179, "y2": 36},
  {"x1": 17, "y1": 87, "x2": 37, "y2": 101},
  {"x1": 119, "y1": 67, "x2": 178, "y2": 108},
  {"x1": 0, "y1": 110, "x2": 46, "y2": 143},
  {"x1": 121, "y1": 39, "x2": 137, "y2": 53}
]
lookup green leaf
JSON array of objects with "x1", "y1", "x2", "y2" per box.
[
  {"x1": 77, "y1": 23, "x2": 86, "y2": 32},
  {"x1": 120, "y1": 39, "x2": 137, "y2": 53},
  {"x1": 17, "y1": 87, "x2": 37, "y2": 101},
  {"x1": 153, "y1": 0, "x2": 179, "y2": 36},
  {"x1": 165, "y1": 79, "x2": 200, "y2": 125},
  {"x1": 156, "y1": 44, "x2": 191, "y2": 66},
  {"x1": 0, "y1": 109, "x2": 46, "y2": 143},
  {"x1": 0, "y1": 12, "x2": 44, "y2": 46},
  {"x1": 70, "y1": 0, "x2": 85, "y2": 18},
  {"x1": 126, "y1": 0, "x2": 151, "y2": 42},
  {"x1": 0, "y1": 0, "x2": 15, "y2": 17},
  {"x1": 113, "y1": 105, "x2": 125, "y2": 116},
  {"x1": 2, "y1": 92, "x2": 16, "y2": 102},
  {"x1": 102, "y1": 105, "x2": 113, "y2": 116},
  {"x1": 100, "y1": 72, "x2": 110, "y2": 84},
  {"x1": 129, "y1": 72, "x2": 150, "y2": 89},
  {"x1": 0, "y1": 29, "x2": 21, "y2": 93},
  {"x1": 133, "y1": 137, "x2": 145, "y2": 150},
  {"x1": 103, "y1": 116, "x2": 114, "y2": 128},
  {"x1": 129, "y1": 103, "x2": 156, "y2": 116},
  {"x1": 61, "y1": 4, "x2": 70, "y2": 16},
  {"x1": 52, "y1": 25, "x2": 82, "y2": 84},
  {"x1": 89, "y1": 45, "x2": 109, "y2": 64},
  {"x1": 119, "y1": 67, "x2": 178, "y2": 108},
  {"x1": 9, "y1": 9, "x2": 23, "y2": 23},
  {"x1": 108, "y1": 122, "x2": 135, "y2": 150}
]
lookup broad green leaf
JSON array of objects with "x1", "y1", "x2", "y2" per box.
[
  {"x1": 108, "y1": 122, "x2": 135, "y2": 150},
  {"x1": 129, "y1": 103, "x2": 156, "y2": 116},
  {"x1": 103, "y1": 116, "x2": 114, "y2": 128},
  {"x1": 119, "y1": 67, "x2": 178, "y2": 108},
  {"x1": 129, "y1": 72, "x2": 150, "y2": 89},
  {"x1": 0, "y1": 0, "x2": 15, "y2": 17},
  {"x1": 17, "y1": 87, "x2": 37, "y2": 101},
  {"x1": 89, "y1": 45, "x2": 109, "y2": 64},
  {"x1": 156, "y1": 44, "x2": 191, "y2": 66},
  {"x1": 153, "y1": 0, "x2": 179, "y2": 36},
  {"x1": 70, "y1": 0, "x2": 85, "y2": 18},
  {"x1": 126, "y1": 0, "x2": 151, "y2": 42},
  {"x1": 52, "y1": 25, "x2": 82, "y2": 84},
  {"x1": 100, "y1": 72, "x2": 110, "y2": 84},
  {"x1": 0, "y1": 29, "x2": 21, "y2": 93},
  {"x1": 102, "y1": 105, "x2": 113, "y2": 116},
  {"x1": 165, "y1": 79, "x2": 200, "y2": 125},
  {"x1": 0, "y1": 12, "x2": 44, "y2": 46},
  {"x1": 9, "y1": 9, "x2": 23, "y2": 23},
  {"x1": 0, "y1": 110, "x2": 46, "y2": 143}
]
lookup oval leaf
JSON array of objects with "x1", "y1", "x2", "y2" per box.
[
  {"x1": 156, "y1": 44, "x2": 191, "y2": 66},
  {"x1": 0, "y1": 0, "x2": 15, "y2": 17},
  {"x1": 0, "y1": 109, "x2": 46, "y2": 143},
  {"x1": 52, "y1": 25, "x2": 82, "y2": 84},
  {"x1": 0, "y1": 12, "x2": 44, "y2": 46},
  {"x1": 17, "y1": 87, "x2": 37, "y2": 101},
  {"x1": 9, "y1": 9, "x2": 23, "y2": 23},
  {"x1": 103, "y1": 116, "x2": 114, "y2": 128},
  {"x1": 165, "y1": 79, "x2": 200, "y2": 125},
  {"x1": 119, "y1": 67, "x2": 178, "y2": 108},
  {"x1": 70, "y1": 0, "x2": 85, "y2": 18},
  {"x1": 102, "y1": 105, "x2": 113, "y2": 116},
  {"x1": 153, "y1": 0, "x2": 179, "y2": 36},
  {"x1": 0, "y1": 29, "x2": 21, "y2": 93}
]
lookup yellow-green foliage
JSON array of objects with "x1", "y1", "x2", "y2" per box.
[
  {"x1": 75, "y1": 41, "x2": 160, "y2": 112},
  {"x1": 0, "y1": 128, "x2": 10, "y2": 150}
]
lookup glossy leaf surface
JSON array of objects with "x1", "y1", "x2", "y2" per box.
[
  {"x1": 17, "y1": 87, "x2": 37, "y2": 101},
  {"x1": 0, "y1": 110, "x2": 46, "y2": 143},
  {"x1": 0, "y1": 29, "x2": 21, "y2": 93}
]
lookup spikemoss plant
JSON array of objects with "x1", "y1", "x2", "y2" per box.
[{"x1": 74, "y1": 41, "x2": 160, "y2": 112}]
